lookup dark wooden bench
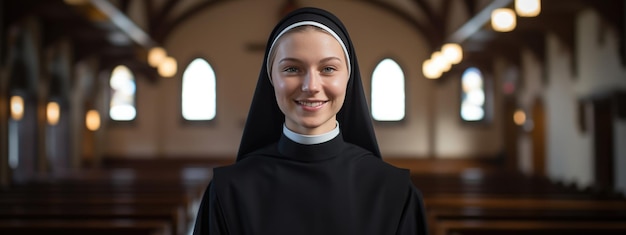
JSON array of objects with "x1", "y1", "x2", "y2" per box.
[
  {"x1": 412, "y1": 172, "x2": 604, "y2": 199},
  {"x1": 0, "y1": 204, "x2": 185, "y2": 235},
  {"x1": 0, "y1": 165, "x2": 213, "y2": 235},
  {"x1": 434, "y1": 220, "x2": 626, "y2": 235},
  {"x1": 413, "y1": 168, "x2": 626, "y2": 235},
  {"x1": 426, "y1": 200, "x2": 626, "y2": 235},
  {"x1": 0, "y1": 219, "x2": 172, "y2": 235}
]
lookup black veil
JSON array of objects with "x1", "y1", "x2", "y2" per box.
[{"x1": 237, "y1": 7, "x2": 381, "y2": 161}]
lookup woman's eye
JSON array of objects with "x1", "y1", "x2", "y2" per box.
[
  {"x1": 283, "y1": 67, "x2": 298, "y2": 73},
  {"x1": 322, "y1": 67, "x2": 336, "y2": 73}
]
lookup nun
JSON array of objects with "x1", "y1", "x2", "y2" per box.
[{"x1": 193, "y1": 7, "x2": 428, "y2": 235}]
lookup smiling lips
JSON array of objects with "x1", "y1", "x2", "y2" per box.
[{"x1": 296, "y1": 100, "x2": 327, "y2": 110}]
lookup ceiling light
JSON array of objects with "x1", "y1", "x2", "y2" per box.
[
  {"x1": 515, "y1": 0, "x2": 541, "y2": 17},
  {"x1": 422, "y1": 59, "x2": 441, "y2": 79},
  {"x1": 431, "y1": 51, "x2": 451, "y2": 73},
  {"x1": 86, "y1": 110, "x2": 101, "y2": 131},
  {"x1": 442, "y1": 43, "x2": 463, "y2": 64},
  {"x1": 158, "y1": 56, "x2": 177, "y2": 78},
  {"x1": 64, "y1": 0, "x2": 88, "y2": 5},
  {"x1": 491, "y1": 8, "x2": 516, "y2": 32},
  {"x1": 514, "y1": 109, "x2": 526, "y2": 126},
  {"x1": 148, "y1": 47, "x2": 166, "y2": 67},
  {"x1": 10, "y1": 96, "x2": 24, "y2": 121},
  {"x1": 47, "y1": 101, "x2": 60, "y2": 126}
]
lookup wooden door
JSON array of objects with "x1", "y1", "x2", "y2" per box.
[
  {"x1": 531, "y1": 98, "x2": 546, "y2": 176},
  {"x1": 593, "y1": 97, "x2": 614, "y2": 190}
]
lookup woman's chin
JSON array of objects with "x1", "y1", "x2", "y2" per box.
[{"x1": 297, "y1": 121, "x2": 335, "y2": 134}]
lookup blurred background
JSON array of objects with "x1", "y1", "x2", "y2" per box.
[{"x1": 1, "y1": 0, "x2": 625, "y2": 234}]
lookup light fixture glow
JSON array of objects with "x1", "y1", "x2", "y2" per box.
[
  {"x1": 513, "y1": 109, "x2": 526, "y2": 126},
  {"x1": 148, "y1": 47, "x2": 166, "y2": 67},
  {"x1": 10, "y1": 96, "x2": 24, "y2": 121},
  {"x1": 64, "y1": 0, "x2": 88, "y2": 5},
  {"x1": 431, "y1": 51, "x2": 451, "y2": 73},
  {"x1": 442, "y1": 43, "x2": 463, "y2": 64},
  {"x1": 47, "y1": 101, "x2": 60, "y2": 126},
  {"x1": 515, "y1": 0, "x2": 541, "y2": 17},
  {"x1": 491, "y1": 8, "x2": 516, "y2": 32},
  {"x1": 158, "y1": 56, "x2": 177, "y2": 78},
  {"x1": 86, "y1": 110, "x2": 101, "y2": 131},
  {"x1": 422, "y1": 59, "x2": 441, "y2": 79}
]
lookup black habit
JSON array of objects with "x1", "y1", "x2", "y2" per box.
[{"x1": 193, "y1": 7, "x2": 428, "y2": 235}]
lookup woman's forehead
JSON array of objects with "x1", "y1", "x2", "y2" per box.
[
  {"x1": 276, "y1": 30, "x2": 343, "y2": 52},
  {"x1": 266, "y1": 21, "x2": 352, "y2": 77}
]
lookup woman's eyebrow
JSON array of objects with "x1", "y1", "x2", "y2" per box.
[
  {"x1": 279, "y1": 57, "x2": 342, "y2": 64},
  {"x1": 320, "y1": 57, "x2": 342, "y2": 63},
  {"x1": 278, "y1": 57, "x2": 302, "y2": 63}
]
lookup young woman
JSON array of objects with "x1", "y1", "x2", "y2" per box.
[{"x1": 193, "y1": 7, "x2": 428, "y2": 235}]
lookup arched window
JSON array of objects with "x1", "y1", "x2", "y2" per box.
[
  {"x1": 461, "y1": 67, "x2": 486, "y2": 121},
  {"x1": 182, "y1": 58, "x2": 216, "y2": 121},
  {"x1": 371, "y1": 58, "x2": 405, "y2": 121},
  {"x1": 109, "y1": 65, "x2": 136, "y2": 121}
]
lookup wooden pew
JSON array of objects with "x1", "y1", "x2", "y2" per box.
[
  {"x1": 424, "y1": 196, "x2": 626, "y2": 210},
  {"x1": 404, "y1": 161, "x2": 626, "y2": 235},
  {"x1": 415, "y1": 170, "x2": 626, "y2": 234},
  {"x1": 0, "y1": 219, "x2": 172, "y2": 235},
  {"x1": 0, "y1": 164, "x2": 213, "y2": 235},
  {"x1": 434, "y1": 220, "x2": 626, "y2": 235},
  {"x1": 412, "y1": 172, "x2": 605, "y2": 199},
  {"x1": 0, "y1": 204, "x2": 185, "y2": 235},
  {"x1": 429, "y1": 207, "x2": 626, "y2": 222},
  {"x1": 1, "y1": 185, "x2": 202, "y2": 234},
  {"x1": 425, "y1": 196, "x2": 626, "y2": 234}
]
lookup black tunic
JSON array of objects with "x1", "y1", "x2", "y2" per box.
[
  {"x1": 193, "y1": 133, "x2": 428, "y2": 235},
  {"x1": 193, "y1": 7, "x2": 429, "y2": 235}
]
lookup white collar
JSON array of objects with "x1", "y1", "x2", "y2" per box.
[{"x1": 283, "y1": 122, "x2": 340, "y2": 145}]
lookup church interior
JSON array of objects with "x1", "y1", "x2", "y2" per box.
[{"x1": 1, "y1": 0, "x2": 626, "y2": 234}]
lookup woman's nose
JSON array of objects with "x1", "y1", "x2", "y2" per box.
[{"x1": 302, "y1": 72, "x2": 320, "y2": 93}]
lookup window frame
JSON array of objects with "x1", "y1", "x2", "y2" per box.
[
  {"x1": 459, "y1": 66, "x2": 493, "y2": 125},
  {"x1": 107, "y1": 64, "x2": 138, "y2": 125},
  {"x1": 179, "y1": 56, "x2": 218, "y2": 126},
  {"x1": 370, "y1": 57, "x2": 407, "y2": 123}
]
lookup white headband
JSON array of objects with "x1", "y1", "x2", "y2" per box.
[{"x1": 266, "y1": 21, "x2": 351, "y2": 78}]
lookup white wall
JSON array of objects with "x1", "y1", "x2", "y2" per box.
[
  {"x1": 575, "y1": 10, "x2": 626, "y2": 96},
  {"x1": 515, "y1": 8, "x2": 626, "y2": 190},
  {"x1": 544, "y1": 33, "x2": 593, "y2": 187},
  {"x1": 575, "y1": 10, "x2": 626, "y2": 190}
]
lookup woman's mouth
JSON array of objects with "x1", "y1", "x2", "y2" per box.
[
  {"x1": 296, "y1": 101, "x2": 326, "y2": 107},
  {"x1": 295, "y1": 100, "x2": 327, "y2": 111}
]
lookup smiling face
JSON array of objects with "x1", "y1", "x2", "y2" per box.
[{"x1": 270, "y1": 26, "x2": 349, "y2": 135}]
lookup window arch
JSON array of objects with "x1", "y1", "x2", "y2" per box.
[
  {"x1": 371, "y1": 58, "x2": 405, "y2": 121},
  {"x1": 109, "y1": 65, "x2": 136, "y2": 121},
  {"x1": 182, "y1": 58, "x2": 216, "y2": 121},
  {"x1": 461, "y1": 67, "x2": 486, "y2": 121}
]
